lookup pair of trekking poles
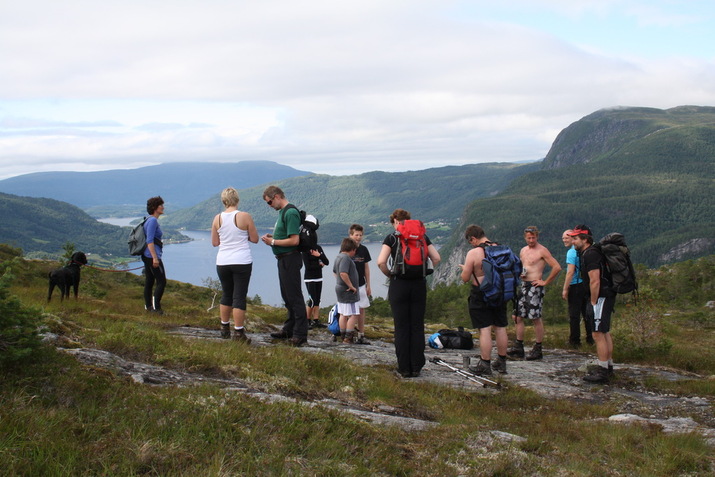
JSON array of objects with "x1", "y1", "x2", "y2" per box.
[{"x1": 430, "y1": 357, "x2": 502, "y2": 388}]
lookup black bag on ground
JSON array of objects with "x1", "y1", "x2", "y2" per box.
[{"x1": 428, "y1": 327, "x2": 474, "y2": 349}]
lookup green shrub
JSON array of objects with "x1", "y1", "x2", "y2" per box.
[{"x1": 0, "y1": 268, "x2": 43, "y2": 366}]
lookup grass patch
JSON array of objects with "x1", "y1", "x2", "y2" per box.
[{"x1": 1, "y1": 253, "x2": 714, "y2": 475}]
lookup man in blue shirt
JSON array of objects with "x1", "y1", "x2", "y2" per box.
[{"x1": 561, "y1": 229, "x2": 593, "y2": 347}]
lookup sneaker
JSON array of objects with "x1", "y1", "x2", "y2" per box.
[
  {"x1": 220, "y1": 323, "x2": 231, "y2": 339},
  {"x1": 507, "y1": 341, "x2": 525, "y2": 359},
  {"x1": 525, "y1": 343, "x2": 543, "y2": 361},
  {"x1": 270, "y1": 330, "x2": 290, "y2": 340},
  {"x1": 232, "y1": 328, "x2": 251, "y2": 344},
  {"x1": 468, "y1": 358, "x2": 493, "y2": 376},
  {"x1": 288, "y1": 337, "x2": 307, "y2": 347},
  {"x1": 355, "y1": 335, "x2": 371, "y2": 345},
  {"x1": 491, "y1": 356, "x2": 507, "y2": 374},
  {"x1": 583, "y1": 365, "x2": 609, "y2": 384}
]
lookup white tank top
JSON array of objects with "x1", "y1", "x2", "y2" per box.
[{"x1": 216, "y1": 211, "x2": 253, "y2": 265}]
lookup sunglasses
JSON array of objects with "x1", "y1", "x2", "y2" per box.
[
  {"x1": 524, "y1": 228, "x2": 538, "y2": 233},
  {"x1": 265, "y1": 198, "x2": 273, "y2": 206}
]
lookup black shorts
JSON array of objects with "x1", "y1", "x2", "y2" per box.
[
  {"x1": 586, "y1": 293, "x2": 616, "y2": 333},
  {"x1": 468, "y1": 285, "x2": 508, "y2": 329}
]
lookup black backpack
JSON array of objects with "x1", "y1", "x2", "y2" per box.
[
  {"x1": 284, "y1": 204, "x2": 318, "y2": 252},
  {"x1": 595, "y1": 233, "x2": 638, "y2": 296},
  {"x1": 428, "y1": 327, "x2": 474, "y2": 350}
]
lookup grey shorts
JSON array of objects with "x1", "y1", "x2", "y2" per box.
[{"x1": 516, "y1": 282, "x2": 544, "y2": 320}]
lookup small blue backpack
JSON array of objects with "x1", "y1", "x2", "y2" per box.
[{"x1": 327, "y1": 305, "x2": 340, "y2": 336}]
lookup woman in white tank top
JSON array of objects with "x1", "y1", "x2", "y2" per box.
[{"x1": 211, "y1": 187, "x2": 259, "y2": 342}]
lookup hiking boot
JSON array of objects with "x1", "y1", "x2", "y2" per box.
[
  {"x1": 583, "y1": 365, "x2": 609, "y2": 384},
  {"x1": 525, "y1": 343, "x2": 543, "y2": 361},
  {"x1": 507, "y1": 341, "x2": 525, "y2": 359},
  {"x1": 232, "y1": 328, "x2": 251, "y2": 344},
  {"x1": 468, "y1": 358, "x2": 493, "y2": 376},
  {"x1": 288, "y1": 337, "x2": 307, "y2": 347},
  {"x1": 311, "y1": 319, "x2": 326, "y2": 328},
  {"x1": 220, "y1": 323, "x2": 231, "y2": 339},
  {"x1": 355, "y1": 335, "x2": 371, "y2": 345},
  {"x1": 270, "y1": 330, "x2": 290, "y2": 340},
  {"x1": 342, "y1": 331, "x2": 355, "y2": 344},
  {"x1": 307, "y1": 320, "x2": 315, "y2": 330},
  {"x1": 491, "y1": 356, "x2": 507, "y2": 374}
]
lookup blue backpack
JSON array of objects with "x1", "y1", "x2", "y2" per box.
[
  {"x1": 478, "y1": 242, "x2": 522, "y2": 307},
  {"x1": 327, "y1": 305, "x2": 340, "y2": 336}
]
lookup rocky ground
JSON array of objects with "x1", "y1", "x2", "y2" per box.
[{"x1": 59, "y1": 325, "x2": 715, "y2": 444}]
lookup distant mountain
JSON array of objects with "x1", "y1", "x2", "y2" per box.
[
  {"x1": 162, "y1": 163, "x2": 539, "y2": 243},
  {"x1": 0, "y1": 161, "x2": 311, "y2": 211},
  {"x1": 433, "y1": 105, "x2": 715, "y2": 285}
]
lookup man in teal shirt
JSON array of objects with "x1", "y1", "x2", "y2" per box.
[
  {"x1": 261, "y1": 185, "x2": 309, "y2": 346},
  {"x1": 561, "y1": 229, "x2": 593, "y2": 347}
]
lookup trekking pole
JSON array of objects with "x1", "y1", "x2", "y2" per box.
[{"x1": 429, "y1": 357, "x2": 501, "y2": 388}]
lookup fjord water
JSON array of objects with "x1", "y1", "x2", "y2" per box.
[{"x1": 102, "y1": 219, "x2": 388, "y2": 307}]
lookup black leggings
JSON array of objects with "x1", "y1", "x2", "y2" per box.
[
  {"x1": 142, "y1": 256, "x2": 166, "y2": 311},
  {"x1": 388, "y1": 277, "x2": 427, "y2": 374},
  {"x1": 217, "y1": 263, "x2": 252, "y2": 310}
]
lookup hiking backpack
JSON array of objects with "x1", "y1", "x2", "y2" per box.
[
  {"x1": 327, "y1": 304, "x2": 340, "y2": 336},
  {"x1": 478, "y1": 242, "x2": 522, "y2": 307},
  {"x1": 596, "y1": 233, "x2": 638, "y2": 295},
  {"x1": 390, "y1": 219, "x2": 432, "y2": 279},
  {"x1": 127, "y1": 217, "x2": 149, "y2": 256},
  {"x1": 428, "y1": 327, "x2": 474, "y2": 350},
  {"x1": 284, "y1": 205, "x2": 318, "y2": 253}
]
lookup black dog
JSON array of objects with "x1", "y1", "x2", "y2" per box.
[{"x1": 48, "y1": 252, "x2": 88, "y2": 302}]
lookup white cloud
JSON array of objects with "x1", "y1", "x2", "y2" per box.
[{"x1": 0, "y1": 0, "x2": 714, "y2": 179}]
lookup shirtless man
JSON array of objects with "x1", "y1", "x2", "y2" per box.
[{"x1": 507, "y1": 226, "x2": 561, "y2": 360}]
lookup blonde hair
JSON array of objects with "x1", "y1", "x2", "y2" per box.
[{"x1": 221, "y1": 187, "x2": 239, "y2": 208}]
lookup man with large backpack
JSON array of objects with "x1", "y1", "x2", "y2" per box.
[
  {"x1": 459, "y1": 225, "x2": 513, "y2": 376},
  {"x1": 568, "y1": 225, "x2": 616, "y2": 384},
  {"x1": 261, "y1": 185, "x2": 309, "y2": 347}
]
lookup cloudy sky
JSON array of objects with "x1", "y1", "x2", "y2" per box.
[{"x1": 1, "y1": 0, "x2": 713, "y2": 179}]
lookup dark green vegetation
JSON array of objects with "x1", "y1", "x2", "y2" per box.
[
  {"x1": 0, "y1": 160, "x2": 310, "y2": 210},
  {"x1": 435, "y1": 106, "x2": 715, "y2": 281},
  {"x1": 1, "y1": 245, "x2": 713, "y2": 475},
  {"x1": 0, "y1": 193, "x2": 189, "y2": 260},
  {"x1": 162, "y1": 162, "x2": 538, "y2": 243}
]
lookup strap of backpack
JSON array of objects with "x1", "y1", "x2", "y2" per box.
[{"x1": 471, "y1": 241, "x2": 497, "y2": 284}]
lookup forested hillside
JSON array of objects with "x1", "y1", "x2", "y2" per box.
[
  {"x1": 433, "y1": 106, "x2": 715, "y2": 284},
  {"x1": 163, "y1": 162, "x2": 539, "y2": 243},
  {"x1": 0, "y1": 193, "x2": 187, "y2": 259}
]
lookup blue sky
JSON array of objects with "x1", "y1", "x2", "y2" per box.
[{"x1": 0, "y1": 0, "x2": 713, "y2": 179}]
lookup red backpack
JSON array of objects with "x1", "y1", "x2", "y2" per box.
[{"x1": 390, "y1": 219, "x2": 432, "y2": 278}]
